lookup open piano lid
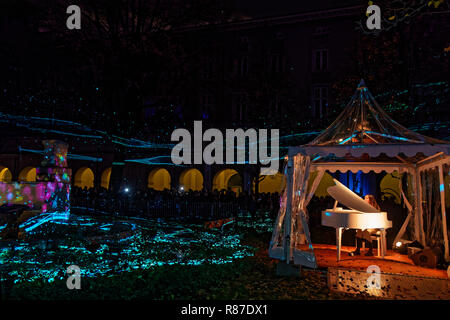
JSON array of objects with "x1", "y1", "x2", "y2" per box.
[{"x1": 326, "y1": 179, "x2": 380, "y2": 213}]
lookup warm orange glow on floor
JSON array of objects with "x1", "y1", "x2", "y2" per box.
[{"x1": 300, "y1": 244, "x2": 448, "y2": 279}]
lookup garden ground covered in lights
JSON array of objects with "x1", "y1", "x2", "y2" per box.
[{"x1": 0, "y1": 0, "x2": 449, "y2": 301}]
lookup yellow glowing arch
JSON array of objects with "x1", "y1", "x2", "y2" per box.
[
  {"x1": 179, "y1": 169, "x2": 203, "y2": 191},
  {"x1": 148, "y1": 168, "x2": 171, "y2": 191},
  {"x1": 19, "y1": 166, "x2": 36, "y2": 182},
  {"x1": 101, "y1": 167, "x2": 112, "y2": 189},
  {"x1": 380, "y1": 171, "x2": 402, "y2": 204},
  {"x1": 0, "y1": 166, "x2": 12, "y2": 183},
  {"x1": 74, "y1": 167, "x2": 94, "y2": 189},
  {"x1": 310, "y1": 171, "x2": 335, "y2": 198},
  {"x1": 255, "y1": 172, "x2": 286, "y2": 193},
  {"x1": 213, "y1": 169, "x2": 242, "y2": 193}
]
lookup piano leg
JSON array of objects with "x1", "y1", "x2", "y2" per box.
[
  {"x1": 380, "y1": 229, "x2": 386, "y2": 258},
  {"x1": 336, "y1": 227, "x2": 343, "y2": 261}
]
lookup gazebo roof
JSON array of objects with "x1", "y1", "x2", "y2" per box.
[
  {"x1": 289, "y1": 80, "x2": 450, "y2": 159},
  {"x1": 309, "y1": 79, "x2": 445, "y2": 146}
]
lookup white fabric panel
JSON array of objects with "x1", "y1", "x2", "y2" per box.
[
  {"x1": 289, "y1": 144, "x2": 450, "y2": 158},
  {"x1": 305, "y1": 170, "x2": 325, "y2": 207},
  {"x1": 393, "y1": 175, "x2": 414, "y2": 247},
  {"x1": 311, "y1": 162, "x2": 412, "y2": 174},
  {"x1": 418, "y1": 156, "x2": 450, "y2": 172},
  {"x1": 293, "y1": 248, "x2": 317, "y2": 269},
  {"x1": 290, "y1": 154, "x2": 317, "y2": 268},
  {"x1": 268, "y1": 247, "x2": 284, "y2": 260},
  {"x1": 294, "y1": 170, "x2": 325, "y2": 245},
  {"x1": 268, "y1": 172, "x2": 288, "y2": 260}
]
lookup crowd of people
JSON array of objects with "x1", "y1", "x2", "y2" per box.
[{"x1": 71, "y1": 186, "x2": 281, "y2": 220}]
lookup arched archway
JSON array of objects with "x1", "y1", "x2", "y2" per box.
[
  {"x1": 0, "y1": 166, "x2": 12, "y2": 183},
  {"x1": 213, "y1": 169, "x2": 242, "y2": 194},
  {"x1": 179, "y1": 169, "x2": 203, "y2": 191},
  {"x1": 255, "y1": 172, "x2": 286, "y2": 193},
  {"x1": 101, "y1": 167, "x2": 112, "y2": 189},
  {"x1": 19, "y1": 167, "x2": 36, "y2": 182},
  {"x1": 380, "y1": 171, "x2": 402, "y2": 204},
  {"x1": 148, "y1": 168, "x2": 171, "y2": 191},
  {"x1": 312, "y1": 171, "x2": 336, "y2": 198},
  {"x1": 74, "y1": 167, "x2": 94, "y2": 189}
]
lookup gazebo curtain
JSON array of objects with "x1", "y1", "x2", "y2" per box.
[
  {"x1": 292, "y1": 169, "x2": 324, "y2": 245},
  {"x1": 269, "y1": 154, "x2": 323, "y2": 268},
  {"x1": 269, "y1": 178, "x2": 287, "y2": 260},
  {"x1": 421, "y1": 168, "x2": 445, "y2": 247},
  {"x1": 393, "y1": 170, "x2": 419, "y2": 246}
]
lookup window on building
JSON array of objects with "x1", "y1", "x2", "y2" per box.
[
  {"x1": 239, "y1": 56, "x2": 249, "y2": 76},
  {"x1": 269, "y1": 54, "x2": 282, "y2": 73},
  {"x1": 201, "y1": 94, "x2": 214, "y2": 119},
  {"x1": 313, "y1": 49, "x2": 328, "y2": 72},
  {"x1": 234, "y1": 93, "x2": 248, "y2": 121},
  {"x1": 312, "y1": 86, "x2": 328, "y2": 118},
  {"x1": 267, "y1": 93, "x2": 280, "y2": 114},
  {"x1": 239, "y1": 36, "x2": 249, "y2": 51},
  {"x1": 201, "y1": 48, "x2": 218, "y2": 80},
  {"x1": 313, "y1": 26, "x2": 330, "y2": 36},
  {"x1": 275, "y1": 32, "x2": 286, "y2": 40},
  {"x1": 273, "y1": 32, "x2": 286, "y2": 50},
  {"x1": 201, "y1": 57, "x2": 214, "y2": 79}
]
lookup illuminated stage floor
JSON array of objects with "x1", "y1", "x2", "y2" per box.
[{"x1": 302, "y1": 243, "x2": 448, "y2": 279}]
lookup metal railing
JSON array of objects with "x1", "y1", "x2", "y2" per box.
[{"x1": 71, "y1": 196, "x2": 240, "y2": 219}]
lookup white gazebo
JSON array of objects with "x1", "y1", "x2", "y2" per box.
[{"x1": 269, "y1": 80, "x2": 450, "y2": 268}]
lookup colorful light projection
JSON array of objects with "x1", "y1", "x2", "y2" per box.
[
  {"x1": 0, "y1": 181, "x2": 45, "y2": 207},
  {"x1": 37, "y1": 140, "x2": 71, "y2": 213},
  {"x1": 0, "y1": 140, "x2": 71, "y2": 214},
  {"x1": 39, "y1": 180, "x2": 71, "y2": 213},
  {"x1": 41, "y1": 139, "x2": 69, "y2": 168}
]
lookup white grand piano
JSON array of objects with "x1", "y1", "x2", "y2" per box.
[{"x1": 321, "y1": 179, "x2": 392, "y2": 261}]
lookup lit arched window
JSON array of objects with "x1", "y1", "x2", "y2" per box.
[
  {"x1": 19, "y1": 167, "x2": 37, "y2": 182},
  {"x1": 74, "y1": 167, "x2": 95, "y2": 189},
  {"x1": 101, "y1": 167, "x2": 112, "y2": 189},
  {"x1": 148, "y1": 168, "x2": 171, "y2": 191},
  {"x1": 0, "y1": 166, "x2": 12, "y2": 183},
  {"x1": 179, "y1": 169, "x2": 203, "y2": 191},
  {"x1": 213, "y1": 169, "x2": 242, "y2": 194}
]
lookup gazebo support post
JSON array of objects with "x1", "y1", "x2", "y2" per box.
[
  {"x1": 283, "y1": 157, "x2": 294, "y2": 263},
  {"x1": 277, "y1": 157, "x2": 301, "y2": 276},
  {"x1": 393, "y1": 170, "x2": 413, "y2": 248},
  {"x1": 438, "y1": 164, "x2": 449, "y2": 261},
  {"x1": 393, "y1": 213, "x2": 411, "y2": 248},
  {"x1": 414, "y1": 169, "x2": 426, "y2": 245}
]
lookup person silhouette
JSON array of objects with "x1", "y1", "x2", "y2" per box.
[{"x1": 350, "y1": 194, "x2": 381, "y2": 257}]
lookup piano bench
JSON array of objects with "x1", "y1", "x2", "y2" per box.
[{"x1": 357, "y1": 235, "x2": 382, "y2": 256}]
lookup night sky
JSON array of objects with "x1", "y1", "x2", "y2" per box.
[{"x1": 1, "y1": 0, "x2": 448, "y2": 145}]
